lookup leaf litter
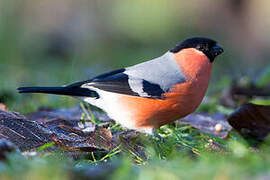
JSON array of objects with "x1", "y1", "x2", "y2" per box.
[{"x1": 0, "y1": 106, "x2": 114, "y2": 153}]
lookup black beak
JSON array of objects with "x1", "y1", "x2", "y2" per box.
[
  {"x1": 207, "y1": 44, "x2": 224, "y2": 62},
  {"x1": 211, "y1": 44, "x2": 224, "y2": 56}
]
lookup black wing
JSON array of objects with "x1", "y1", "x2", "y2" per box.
[{"x1": 67, "y1": 68, "x2": 165, "y2": 99}]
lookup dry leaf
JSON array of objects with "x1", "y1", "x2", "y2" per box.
[
  {"x1": 228, "y1": 103, "x2": 270, "y2": 141},
  {"x1": 0, "y1": 110, "x2": 113, "y2": 152},
  {"x1": 0, "y1": 110, "x2": 51, "y2": 150},
  {"x1": 179, "y1": 113, "x2": 232, "y2": 138},
  {"x1": 51, "y1": 128, "x2": 113, "y2": 151}
]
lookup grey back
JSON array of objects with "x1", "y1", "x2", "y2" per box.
[{"x1": 124, "y1": 52, "x2": 186, "y2": 92}]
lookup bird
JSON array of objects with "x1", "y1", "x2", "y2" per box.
[{"x1": 18, "y1": 37, "x2": 224, "y2": 135}]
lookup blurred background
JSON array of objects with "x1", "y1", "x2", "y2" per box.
[{"x1": 1, "y1": 0, "x2": 270, "y2": 112}]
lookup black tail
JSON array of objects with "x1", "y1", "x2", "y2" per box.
[{"x1": 17, "y1": 86, "x2": 99, "y2": 98}]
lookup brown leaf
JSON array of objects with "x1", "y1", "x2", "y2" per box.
[
  {"x1": 179, "y1": 113, "x2": 232, "y2": 138},
  {"x1": 0, "y1": 110, "x2": 52, "y2": 150},
  {"x1": 26, "y1": 106, "x2": 114, "y2": 151},
  {"x1": 228, "y1": 103, "x2": 270, "y2": 141},
  {"x1": 51, "y1": 128, "x2": 113, "y2": 151},
  {"x1": 0, "y1": 109, "x2": 114, "y2": 152}
]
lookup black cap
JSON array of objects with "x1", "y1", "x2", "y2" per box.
[{"x1": 170, "y1": 37, "x2": 224, "y2": 62}]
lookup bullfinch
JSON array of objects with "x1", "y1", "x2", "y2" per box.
[{"x1": 18, "y1": 37, "x2": 224, "y2": 134}]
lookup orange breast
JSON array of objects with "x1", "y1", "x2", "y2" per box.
[{"x1": 118, "y1": 49, "x2": 213, "y2": 129}]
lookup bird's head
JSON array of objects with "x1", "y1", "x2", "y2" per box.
[{"x1": 170, "y1": 37, "x2": 224, "y2": 63}]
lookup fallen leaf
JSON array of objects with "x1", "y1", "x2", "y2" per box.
[
  {"x1": 51, "y1": 128, "x2": 113, "y2": 151},
  {"x1": 179, "y1": 113, "x2": 232, "y2": 138},
  {"x1": 0, "y1": 110, "x2": 114, "y2": 152},
  {"x1": 26, "y1": 106, "x2": 114, "y2": 151},
  {"x1": 0, "y1": 110, "x2": 51, "y2": 150},
  {"x1": 228, "y1": 103, "x2": 270, "y2": 141}
]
